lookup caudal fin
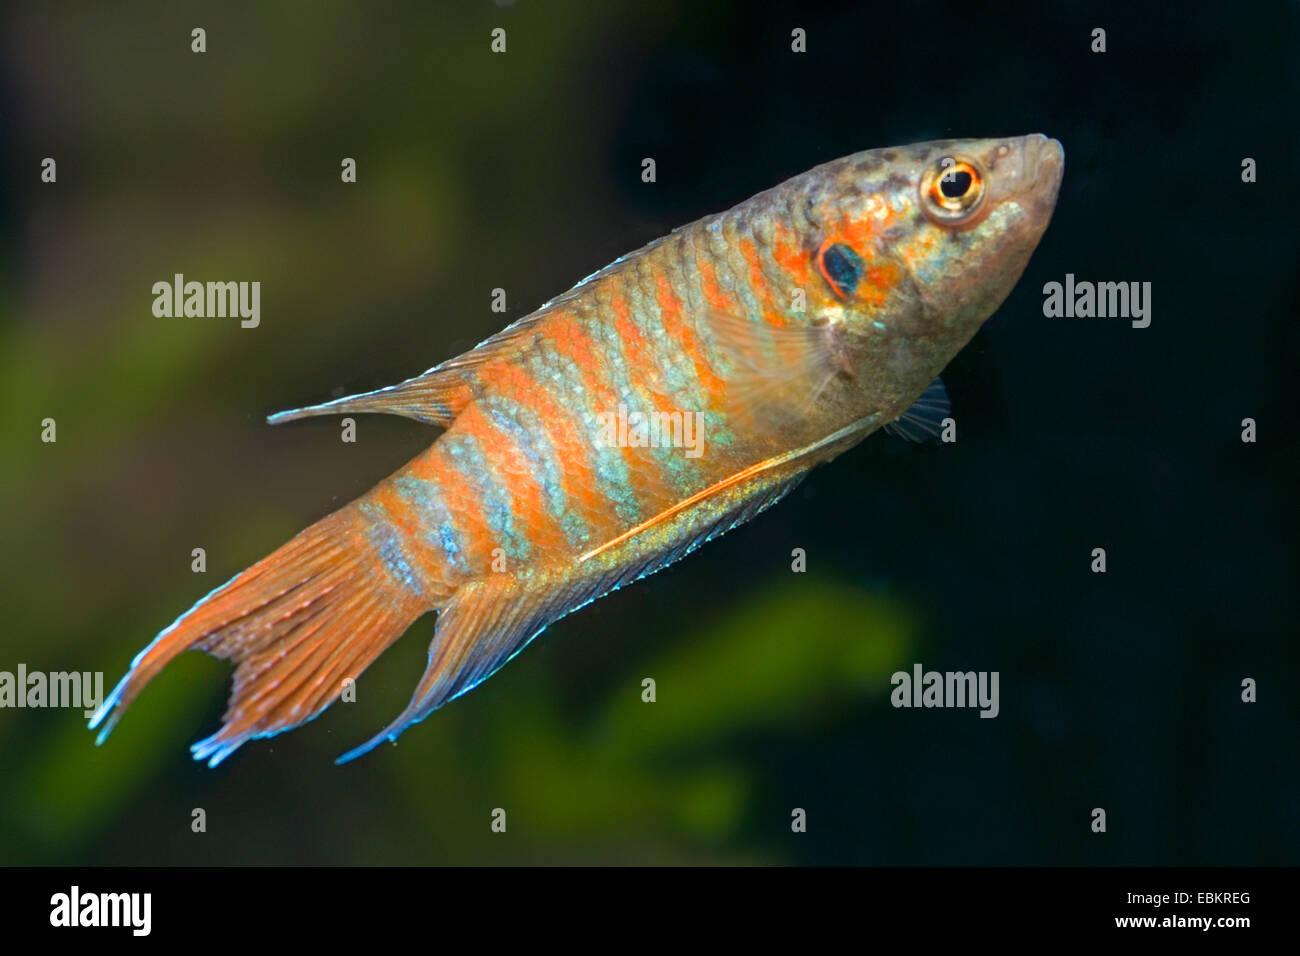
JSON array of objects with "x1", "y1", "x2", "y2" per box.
[{"x1": 90, "y1": 505, "x2": 430, "y2": 767}]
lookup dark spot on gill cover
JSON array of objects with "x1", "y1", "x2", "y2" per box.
[{"x1": 821, "y1": 242, "x2": 863, "y2": 295}]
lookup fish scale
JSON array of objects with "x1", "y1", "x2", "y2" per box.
[{"x1": 91, "y1": 134, "x2": 1063, "y2": 765}]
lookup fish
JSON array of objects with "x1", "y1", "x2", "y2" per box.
[{"x1": 90, "y1": 134, "x2": 1064, "y2": 766}]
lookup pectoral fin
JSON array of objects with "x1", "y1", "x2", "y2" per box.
[{"x1": 700, "y1": 309, "x2": 852, "y2": 430}]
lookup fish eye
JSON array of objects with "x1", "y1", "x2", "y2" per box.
[
  {"x1": 940, "y1": 169, "x2": 972, "y2": 198},
  {"x1": 817, "y1": 240, "x2": 862, "y2": 297},
  {"x1": 920, "y1": 157, "x2": 985, "y2": 223}
]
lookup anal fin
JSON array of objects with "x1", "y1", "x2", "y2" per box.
[
  {"x1": 336, "y1": 462, "x2": 816, "y2": 765},
  {"x1": 336, "y1": 576, "x2": 566, "y2": 764}
]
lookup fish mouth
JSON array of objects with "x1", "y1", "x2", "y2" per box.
[{"x1": 1017, "y1": 132, "x2": 1064, "y2": 210}]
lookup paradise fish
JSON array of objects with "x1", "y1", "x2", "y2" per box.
[{"x1": 91, "y1": 134, "x2": 1064, "y2": 766}]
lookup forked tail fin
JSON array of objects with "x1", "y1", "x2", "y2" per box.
[{"x1": 90, "y1": 504, "x2": 431, "y2": 767}]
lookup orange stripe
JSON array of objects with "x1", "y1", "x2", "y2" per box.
[
  {"x1": 696, "y1": 255, "x2": 734, "y2": 314},
  {"x1": 473, "y1": 355, "x2": 608, "y2": 546},
  {"x1": 738, "y1": 238, "x2": 785, "y2": 328},
  {"x1": 771, "y1": 222, "x2": 814, "y2": 288},
  {"x1": 451, "y1": 400, "x2": 564, "y2": 557},
  {"x1": 862, "y1": 262, "x2": 901, "y2": 308},
  {"x1": 609, "y1": 285, "x2": 669, "y2": 404},
  {"x1": 547, "y1": 310, "x2": 608, "y2": 388},
  {"x1": 606, "y1": 281, "x2": 679, "y2": 509},
  {"x1": 542, "y1": 308, "x2": 649, "y2": 520},
  {"x1": 369, "y1": 482, "x2": 447, "y2": 588},
  {"x1": 409, "y1": 442, "x2": 497, "y2": 574},
  {"x1": 654, "y1": 272, "x2": 727, "y2": 403}
]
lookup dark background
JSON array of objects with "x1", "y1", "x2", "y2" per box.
[{"x1": 1, "y1": 0, "x2": 1296, "y2": 865}]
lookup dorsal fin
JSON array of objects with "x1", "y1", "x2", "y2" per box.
[
  {"x1": 266, "y1": 311, "x2": 551, "y2": 428},
  {"x1": 266, "y1": 373, "x2": 468, "y2": 427},
  {"x1": 267, "y1": 231, "x2": 692, "y2": 429}
]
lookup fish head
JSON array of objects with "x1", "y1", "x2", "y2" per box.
[
  {"x1": 885, "y1": 134, "x2": 1063, "y2": 327},
  {"x1": 804, "y1": 134, "x2": 1063, "y2": 410}
]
